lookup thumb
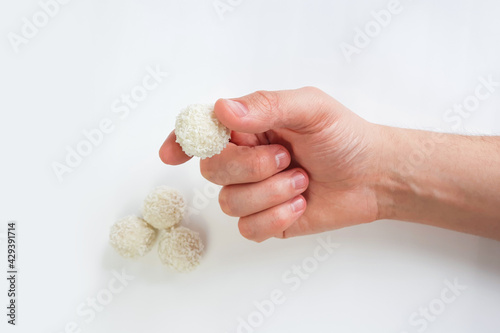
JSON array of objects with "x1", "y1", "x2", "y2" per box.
[{"x1": 214, "y1": 87, "x2": 341, "y2": 134}]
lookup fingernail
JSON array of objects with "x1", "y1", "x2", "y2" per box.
[
  {"x1": 291, "y1": 197, "x2": 306, "y2": 213},
  {"x1": 291, "y1": 172, "x2": 307, "y2": 189},
  {"x1": 275, "y1": 150, "x2": 288, "y2": 169},
  {"x1": 225, "y1": 99, "x2": 248, "y2": 117}
]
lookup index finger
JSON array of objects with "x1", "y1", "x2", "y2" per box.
[{"x1": 159, "y1": 130, "x2": 193, "y2": 165}]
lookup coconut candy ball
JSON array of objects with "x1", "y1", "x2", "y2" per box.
[
  {"x1": 143, "y1": 186, "x2": 186, "y2": 229},
  {"x1": 157, "y1": 226, "x2": 204, "y2": 273},
  {"x1": 175, "y1": 104, "x2": 231, "y2": 159},
  {"x1": 109, "y1": 216, "x2": 157, "y2": 258}
]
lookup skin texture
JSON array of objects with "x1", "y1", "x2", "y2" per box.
[{"x1": 160, "y1": 87, "x2": 500, "y2": 242}]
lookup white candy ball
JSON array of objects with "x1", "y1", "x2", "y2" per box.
[
  {"x1": 175, "y1": 104, "x2": 231, "y2": 159},
  {"x1": 157, "y1": 226, "x2": 204, "y2": 273},
  {"x1": 109, "y1": 216, "x2": 157, "y2": 258},
  {"x1": 143, "y1": 186, "x2": 186, "y2": 229}
]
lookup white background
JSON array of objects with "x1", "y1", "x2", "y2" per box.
[{"x1": 1, "y1": 0, "x2": 500, "y2": 332}]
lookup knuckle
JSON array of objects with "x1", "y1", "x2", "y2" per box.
[
  {"x1": 229, "y1": 146, "x2": 250, "y2": 179},
  {"x1": 218, "y1": 187, "x2": 236, "y2": 216},
  {"x1": 200, "y1": 157, "x2": 227, "y2": 185},
  {"x1": 252, "y1": 90, "x2": 283, "y2": 126},
  {"x1": 217, "y1": 169, "x2": 231, "y2": 185},
  {"x1": 300, "y1": 86, "x2": 328, "y2": 112},
  {"x1": 268, "y1": 182, "x2": 278, "y2": 196},
  {"x1": 199, "y1": 160, "x2": 213, "y2": 181},
  {"x1": 238, "y1": 218, "x2": 256, "y2": 241},
  {"x1": 226, "y1": 160, "x2": 241, "y2": 177},
  {"x1": 269, "y1": 208, "x2": 288, "y2": 232},
  {"x1": 253, "y1": 90, "x2": 280, "y2": 112},
  {"x1": 299, "y1": 86, "x2": 323, "y2": 96},
  {"x1": 250, "y1": 150, "x2": 270, "y2": 180},
  {"x1": 266, "y1": 181, "x2": 282, "y2": 202},
  {"x1": 226, "y1": 158, "x2": 247, "y2": 182}
]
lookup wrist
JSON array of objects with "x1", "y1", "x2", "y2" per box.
[
  {"x1": 372, "y1": 125, "x2": 413, "y2": 221},
  {"x1": 369, "y1": 125, "x2": 500, "y2": 239},
  {"x1": 372, "y1": 125, "x2": 456, "y2": 222}
]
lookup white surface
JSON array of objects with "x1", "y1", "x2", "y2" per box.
[{"x1": 1, "y1": 0, "x2": 500, "y2": 332}]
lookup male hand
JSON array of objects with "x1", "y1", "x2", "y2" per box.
[{"x1": 160, "y1": 87, "x2": 384, "y2": 242}]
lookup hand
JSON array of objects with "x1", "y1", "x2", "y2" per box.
[{"x1": 160, "y1": 87, "x2": 385, "y2": 242}]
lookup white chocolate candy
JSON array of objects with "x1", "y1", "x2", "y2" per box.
[
  {"x1": 109, "y1": 216, "x2": 157, "y2": 258},
  {"x1": 143, "y1": 186, "x2": 186, "y2": 229},
  {"x1": 175, "y1": 104, "x2": 231, "y2": 159},
  {"x1": 157, "y1": 226, "x2": 204, "y2": 273}
]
